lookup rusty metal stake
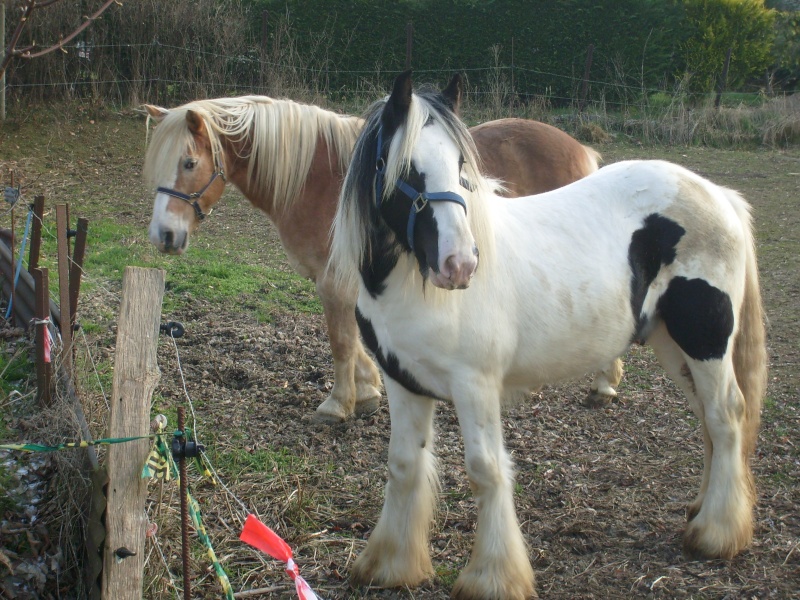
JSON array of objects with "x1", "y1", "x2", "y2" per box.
[{"x1": 176, "y1": 406, "x2": 191, "y2": 600}]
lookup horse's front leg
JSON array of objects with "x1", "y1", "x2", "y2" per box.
[
  {"x1": 452, "y1": 383, "x2": 537, "y2": 600},
  {"x1": 313, "y1": 276, "x2": 382, "y2": 423},
  {"x1": 351, "y1": 378, "x2": 438, "y2": 587}
]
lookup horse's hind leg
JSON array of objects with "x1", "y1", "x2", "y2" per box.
[
  {"x1": 648, "y1": 324, "x2": 711, "y2": 519},
  {"x1": 451, "y1": 384, "x2": 536, "y2": 600},
  {"x1": 649, "y1": 323, "x2": 754, "y2": 559},
  {"x1": 313, "y1": 277, "x2": 381, "y2": 423},
  {"x1": 351, "y1": 379, "x2": 437, "y2": 587},
  {"x1": 582, "y1": 357, "x2": 624, "y2": 408}
]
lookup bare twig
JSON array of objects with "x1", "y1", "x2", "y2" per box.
[{"x1": 0, "y1": 0, "x2": 121, "y2": 80}]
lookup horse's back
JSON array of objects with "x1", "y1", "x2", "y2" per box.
[{"x1": 470, "y1": 118, "x2": 599, "y2": 197}]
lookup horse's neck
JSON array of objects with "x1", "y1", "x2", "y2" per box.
[{"x1": 222, "y1": 130, "x2": 352, "y2": 221}]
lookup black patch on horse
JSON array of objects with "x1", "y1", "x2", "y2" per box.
[
  {"x1": 379, "y1": 164, "x2": 442, "y2": 282},
  {"x1": 356, "y1": 308, "x2": 444, "y2": 400},
  {"x1": 657, "y1": 276, "x2": 734, "y2": 361},
  {"x1": 361, "y1": 232, "x2": 401, "y2": 298},
  {"x1": 628, "y1": 213, "x2": 685, "y2": 335}
]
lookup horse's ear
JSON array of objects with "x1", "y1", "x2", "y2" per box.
[
  {"x1": 185, "y1": 109, "x2": 206, "y2": 137},
  {"x1": 442, "y1": 73, "x2": 463, "y2": 115},
  {"x1": 144, "y1": 104, "x2": 170, "y2": 123},
  {"x1": 385, "y1": 70, "x2": 413, "y2": 127}
]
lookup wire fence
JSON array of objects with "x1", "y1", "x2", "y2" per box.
[{"x1": 4, "y1": 40, "x2": 779, "y2": 112}]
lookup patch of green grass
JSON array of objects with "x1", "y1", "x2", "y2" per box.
[
  {"x1": 0, "y1": 344, "x2": 31, "y2": 517},
  {"x1": 212, "y1": 446, "x2": 308, "y2": 474},
  {"x1": 0, "y1": 467, "x2": 18, "y2": 515},
  {"x1": 56, "y1": 218, "x2": 323, "y2": 320},
  {"x1": 435, "y1": 564, "x2": 460, "y2": 588},
  {"x1": 0, "y1": 345, "x2": 34, "y2": 397}
]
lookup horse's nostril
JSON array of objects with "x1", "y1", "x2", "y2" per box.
[{"x1": 164, "y1": 230, "x2": 174, "y2": 247}]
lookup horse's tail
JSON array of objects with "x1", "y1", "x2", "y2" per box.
[
  {"x1": 582, "y1": 145, "x2": 602, "y2": 174},
  {"x1": 726, "y1": 189, "x2": 768, "y2": 459}
]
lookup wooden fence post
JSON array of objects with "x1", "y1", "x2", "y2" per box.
[
  {"x1": 69, "y1": 216, "x2": 88, "y2": 364},
  {"x1": 55, "y1": 204, "x2": 73, "y2": 376},
  {"x1": 28, "y1": 195, "x2": 45, "y2": 273},
  {"x1": 715, "y1": 47, "x2": 732, "y2": 109},
  {"x1": 102, "y1": 267, "x2": 165, "y2": 600},
  {"x1": 405, "y1": 22, "x2": 413, "y2": 70},
  {"x1": 32, "y1": 267, "x2": 52, "y2": 406},
  {"x1": 578, "y1": 43, "x2": 594, "y2": 113}
]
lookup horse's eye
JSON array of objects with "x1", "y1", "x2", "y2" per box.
[{"x1": 184, "y1": 157, "x2": 197, "y2": 170}]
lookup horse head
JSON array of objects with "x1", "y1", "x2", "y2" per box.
[
  {"x1": 337, "y1": 71, "x2": 482, "y2": 291},
  {"x1": 143, "y1": 104, "x2": 228, "y2": 254}
]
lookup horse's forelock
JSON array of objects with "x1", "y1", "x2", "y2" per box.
[{"x1": 143, "y1": 106, "x2": 205, "y2": 188}]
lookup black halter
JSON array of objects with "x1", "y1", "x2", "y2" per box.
[
  {"x1": 374, "y1": 127, "x2": 472, "y2": 252},
  {"x1": 156, "y1": 155, "x2": 226, "y2": 222}
]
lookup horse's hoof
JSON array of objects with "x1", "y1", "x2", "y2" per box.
[
  {"x1": 354, "y1": 393, "x2": 382, "y2": 416},
  {"x1": 581, "y1": 390, "x2": 615, "y2": 408},
  {"x1": 311, "y1": 410, "x2": 347, "y2": 425},
  {"x1": 312, "y1": 397, "x2": 351, "y2": 424}
]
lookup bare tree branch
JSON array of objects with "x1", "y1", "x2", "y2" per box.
[
  {"x1": 0, "y1": 0, "x2": 122, "y2": 81},
  {"x1": 0, "y1": 0, "x2": 37, "y2": 80},
  {"x1": 34, "y1": 0, "x2": 68, "y2": 8},
  {"x1": 22, "y1": 0, "x2": 121, "y2": 59}
]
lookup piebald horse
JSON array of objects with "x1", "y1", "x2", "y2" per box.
[
  {"x1": 329, "y1": 71, "x2": 766, "y2": 599},
  {"x1": 143, "y1": 78, "x2": 613, "y2": 424}
]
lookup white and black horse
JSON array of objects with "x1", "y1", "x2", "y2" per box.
[{"x1": 330, "y1": 71, "x2": 767, "y2": 600}]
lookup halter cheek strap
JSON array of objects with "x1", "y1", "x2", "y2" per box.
[
  {"x1": 156, "y1": 169, "x2": 227, "y2": 222},
  {"x1": 374, "y1": 126, "x2": 469, "y2": 252},
  {"x1": 394, "y1": 180, "x2": 467, "y2": 252}
]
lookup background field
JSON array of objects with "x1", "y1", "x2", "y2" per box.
[{"x1": 1, "y1": 103, "x2": 799, "y2": 599}]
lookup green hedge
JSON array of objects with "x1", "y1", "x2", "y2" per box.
[
  {"x1": 250, "y1": 0, "x2": 684, "y2": 102},
  {"x1": 247, "y1": 0, "x2": 777, "y2": 102}
]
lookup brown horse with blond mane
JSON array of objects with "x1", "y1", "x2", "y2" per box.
[{"x1": 143, "y1": 75, "x2": 619, "y2": 423}]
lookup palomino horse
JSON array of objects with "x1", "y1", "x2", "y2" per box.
[
  {"x1": 143, "y1": 78, "x2": 611, "y2": 424},
  {"x1": 330, "y1": 71, "x2": 767, "y2": 599}
]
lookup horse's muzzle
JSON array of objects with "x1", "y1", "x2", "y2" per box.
[
  {"x1": 430, "y1": 245, "x2": 479, "y2": 290},
  {"x1": 153, "y1": 228, "x2": 188, "y2": 255}
]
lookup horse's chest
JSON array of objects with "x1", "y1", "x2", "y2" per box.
[{"x1": 356, "y1": 294, "x2": 454, "y2": 400}]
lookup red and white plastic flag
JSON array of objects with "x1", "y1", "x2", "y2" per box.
[{"x1": 239, "y1": 514, "x2": 321, "y2": 600}]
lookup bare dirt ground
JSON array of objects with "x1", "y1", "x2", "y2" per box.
[{"x1": 1, "y1": 110, "x2": 799, "y2": 599}]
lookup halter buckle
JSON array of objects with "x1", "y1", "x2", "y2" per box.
[{"x1": 412, "y1": 194, "x2": 428, "y2": 213}]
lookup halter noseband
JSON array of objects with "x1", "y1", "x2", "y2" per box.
[
  {"x1": 156, "y1": 157, "x2": 227, "y2": 222},
  {"x1": 374, "y1": 126, "x2": 471, "y2": 252}
]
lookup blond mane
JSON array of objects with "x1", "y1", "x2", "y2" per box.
[{"x1": 144, "y1": 96, "x2": 362, "y2": 212}]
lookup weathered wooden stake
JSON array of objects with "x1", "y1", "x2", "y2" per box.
[
  {"x1": 261, "y1": 10, "x2": 269, "y2": 50},
  {"x1": 102, "y1": 267, "x2": 165, "y2": 600},
  {"x1": 28, "y1": 195, "x2": 45, "y2": 273},
  {"x1": 32, "y1": 267, "x2": 52, "y2": 406},
  {"x1": 578, "y1": 43, "x2": 595, "y2": 112},
  {"x1": 55, "y1": 204, "x2": 73, "y2": 376},
  {"x1": 69, "y1": 216, "x2": 88, "y2": 365},
  {"x1": 715, "y1": 47, "x2": 733, "y2": 109},
  {"x1": 405, "y1": 22, "x2": 413, "y2": 70}
]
